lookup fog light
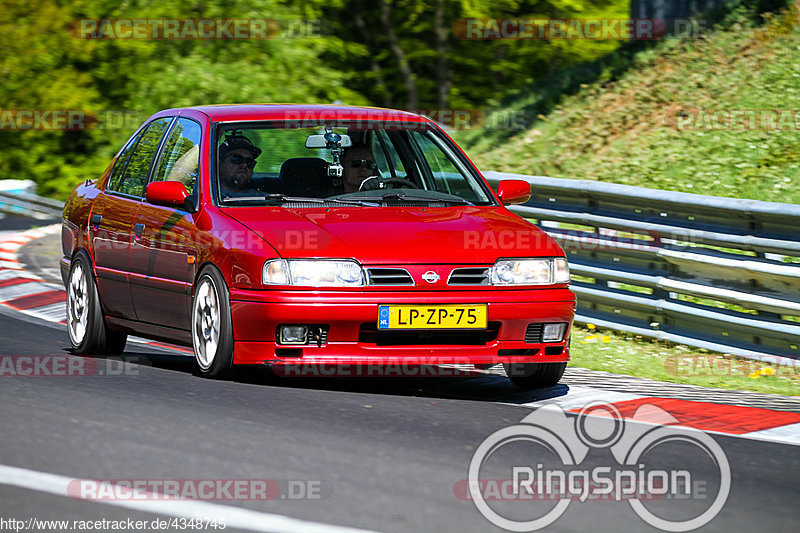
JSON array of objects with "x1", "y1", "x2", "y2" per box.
[
  {"x1": 279, "y1": 325, "x2": 308, "y2": 345},
  {"x1": 542, "y1": 323, "x2": 566, "y2": 343}
]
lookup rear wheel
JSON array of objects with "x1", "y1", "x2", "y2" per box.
[
  {"x1": 66, "y1": 252, "x2": 127, "y2": 355},
  {"x1": 503, "y1": 362, "x2": 567, "y2": 389},
  {"x1": 192, "y1": 266, "x2": 234, "y2": 379}
]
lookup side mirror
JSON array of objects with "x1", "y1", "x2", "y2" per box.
[
  {"x1": 496, "y1": 179, "x2": 531, "y2": 205},
  {"x1": 145, "y1": 181, "x2": 189, "y2": 209}
]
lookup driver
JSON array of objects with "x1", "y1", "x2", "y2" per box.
[
  {"x1": 219, "y1": 134, "x2": 262, "y2": 197},
  {"x1": 342, "y1": 144, "x2": 379, "y2": 193}
]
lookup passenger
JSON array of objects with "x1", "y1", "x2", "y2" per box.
[{"x1": 218, "y1": 134, "x2": 262, "y2": 197}]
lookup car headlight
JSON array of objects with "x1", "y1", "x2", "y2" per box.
[
  {"x1": 490, "y1": 258, "x2": 570, "y2": 285},
  {"x1": 262, "y1": 259, "x2": 365, "y2": 287}
]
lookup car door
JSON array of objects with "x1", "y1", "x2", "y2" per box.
[
  {"x1": 90, "y1": 117, "x2": 173, "y2": 319},
  {"x1": 129, "y1": 117, "x2": 202, "y2": 330}
]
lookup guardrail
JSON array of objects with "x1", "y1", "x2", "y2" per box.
[
  {"x1": 485, "y1": 171, "x2": 800, "y2": 363},
  {"x1": 0, "y1": 191, "x2": 63, "y2": 220}
]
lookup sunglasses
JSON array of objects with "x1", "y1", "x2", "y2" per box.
[
  {"x1": 349, "y1": 158, "x2": 377, "y2": 170},
  {"x1": 229, "y1": 154, "x2": 256, "y2": 168}
]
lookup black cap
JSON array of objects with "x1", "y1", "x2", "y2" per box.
[{"x1": 220, "y1": 134, "x2": 262, "y2": 160}]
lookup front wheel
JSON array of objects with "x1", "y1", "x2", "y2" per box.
[
  {"x1": 192, "y1": 266, "x2": 234, "y2": 379},
  {"x1": 503, "y1": 362, "x2": 566, "y2": 389},
  {"x1": 66, "y1": 252, "x2": 127, "y2": 355}
]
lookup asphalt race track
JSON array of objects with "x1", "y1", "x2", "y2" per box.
[{"x1": 1, "y1": 216, "x2": 799, "y2": 533}]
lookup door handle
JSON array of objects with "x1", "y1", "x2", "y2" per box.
[
  {"x1": 91, "y1": 214, "x2": 102, "y2": 226},
  {"x1": 133, "y1": 223, "x2": 145, "y2": 238}
]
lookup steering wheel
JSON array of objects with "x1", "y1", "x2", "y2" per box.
[{"x1": 359, "y1": 176, "x2": 419, "y2": 191}]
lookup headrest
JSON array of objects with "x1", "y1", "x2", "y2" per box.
[{"x1": 278, "y1": 158, "x2": 329, "y2": 197}]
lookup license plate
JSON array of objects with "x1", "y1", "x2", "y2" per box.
[{"x1": 377, "y1": 305, "x2": 487, "y2": 330}]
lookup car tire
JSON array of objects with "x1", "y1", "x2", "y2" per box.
[
  {"x1": 191, "y1": 266, "x2": 234, "y2": 379},
  {"x1": 503, "y1": 362, "x2": 567, "y2": 389},
  {"x1": 66, "y1": 252, "x2": 128, "y2": 355}
]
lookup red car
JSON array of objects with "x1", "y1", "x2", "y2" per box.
[{"x1": 61, "y1": 105, "x2": 575, "y2": 388}]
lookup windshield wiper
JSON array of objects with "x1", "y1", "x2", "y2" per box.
[
  {"x1": 264, "y1": 194, "x2": 380, "y2": 206},
  {"x1": 345, "y1": 192, "x2": 475, "y2": 206},
  {"x1": 221, "y1": 193, "x2": 375, "y2": 206}
]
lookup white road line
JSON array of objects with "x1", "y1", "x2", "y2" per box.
[
  {"x1": 0, "y1": 464, "x2": 381, "y2": 533},
  {"x1": 740, "y1": 422, "x2": 800, "y2": 446}
]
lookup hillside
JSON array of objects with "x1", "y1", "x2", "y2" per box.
[{"x1": 456, "y1": 1, "x2": 800, "y2": 203}]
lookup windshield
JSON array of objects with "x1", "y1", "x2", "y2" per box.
[{"x1": 214, "y1": 122, "x2": 494, "y2": 207}]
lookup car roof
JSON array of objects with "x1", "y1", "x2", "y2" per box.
[{"x1": 177, "y1": 104, "x2": 431, "y2": 124}]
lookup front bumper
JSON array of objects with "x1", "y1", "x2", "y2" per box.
[{"x1": 229, "y1": 287, "x2": 575, "y2": 366}]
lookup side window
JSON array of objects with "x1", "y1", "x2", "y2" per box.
[
  {"x1": 106, "y1": 131, "x2": 142, "y2": 192},
  {"x1": 409, "y1": 130, "x2": 482, "y2": 200},
  {"x1": 373, "y1": 130, "x2": 407, "y2": 180},
  {"x1": 152, "y1": 118, "x2": 202, "y2": 194},
  {"x1": 116, "y1": 117, "x2": 172, "y2": 197}
]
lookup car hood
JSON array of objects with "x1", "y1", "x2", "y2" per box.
[{"x1": 223, "y1": 206, "x2": 563, "y2": 265}]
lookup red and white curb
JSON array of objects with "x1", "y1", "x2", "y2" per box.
[
  {"x1": 0, "y1": 225, "x2": 67, "y2": 323},
  {"x1": 3, "y1": 226, "x2": 799, "y2": 447},
  {"x1": 524, "y1": 387, "x2": 800, "y2": 446}
]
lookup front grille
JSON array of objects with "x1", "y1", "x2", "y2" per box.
[
  {"x1": 358, "y1": 322, "x2": 501, "y2": 346},
  {"x1": 448, "y1": 267, "x2": 490, "y2": 285},
  {"x1": 525, "y1": 323, "x2": 544, "y2": 343},
  {"x1": 366, "y1": 268, "x2": 414, "y2": 286}
]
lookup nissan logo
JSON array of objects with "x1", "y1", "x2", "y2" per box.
[{"x1": 422, "y1": 271, "x2": 440, "y2": 284}]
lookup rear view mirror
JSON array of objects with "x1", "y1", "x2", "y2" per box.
[
  {"x1": 146, "y1": 181, "x2": 190, "y2": 210},
  {"x1": 305, "y1": 134, "x2": 352, "y2": 149},
  {"x1": 496, "y1": 179, "x2": 531, "y2": 205}
]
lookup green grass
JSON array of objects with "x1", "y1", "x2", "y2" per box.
[
  {"x1": 455, "y1": 2, "x2": 800, "y2": 203},
  {"x1": 568, "y1": 325, "x2": 800, "y2": 396}
]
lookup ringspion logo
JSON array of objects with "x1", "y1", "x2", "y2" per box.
[{"x1": 462, "y1": 402, "x2": 730, "y2": 531}]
